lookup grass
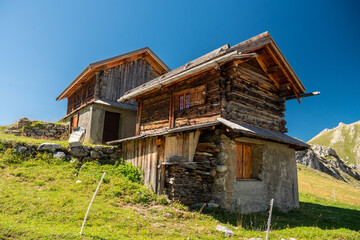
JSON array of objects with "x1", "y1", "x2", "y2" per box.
[
  {"x1": 0, "y1": 150, "x2": 359, "y2": 239},
  {"x1": 297, "y1": 164, "x2": 360, "y2": 206}
]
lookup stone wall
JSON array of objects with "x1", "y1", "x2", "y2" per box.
[
  {"x1": 0, "y1": 139, "x2": 122, "y2": 164},
  {"x1": 164, "y1": 142, "x2": 219, "y2": 204},
  {"x1": 5, "y1": 117, "x2": 69, "y2": 141},
  {"x1": 164, "y1": 132, "x2": 220, "y2": 205}
]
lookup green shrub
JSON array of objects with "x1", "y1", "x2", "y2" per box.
[{"x1": 114, "y1": 163, "x2": 143, "y2": 184}]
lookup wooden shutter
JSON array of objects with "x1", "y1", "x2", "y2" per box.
[
  {"x1": 235, "y1": 142, "x2": 252, "y2": 179},
  {"x1": 189, "y1": 85, "x2": 206, "y2": 106}
]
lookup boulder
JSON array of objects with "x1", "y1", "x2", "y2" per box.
[
  {"x1": 68, "y1": 127, "x2": 86, "y2": 148},
  {"x1": 216, "y1": 165, "x2": 227, "y2": 173},
  {"x1": 207, "y1": 202, "x2": 219, "y2": 208},
  {"x1": 215, "y1": 225, "x2": 235, "y2": 237},
  {"x1": 37, "y1": 143, "x2": 64, "y2": 152},
  {"x1": 53, "y1": 151, "x2": 66, "y2": 159},
  {"x1": 69, "y1": 147, "x2": 88, "y2": 157},
  {"x1": 15, "y1": 145, "x2": 27, "y2": 153},
  {"x1": 90, "y1": 150, "x2": 102, "y2": 159}
]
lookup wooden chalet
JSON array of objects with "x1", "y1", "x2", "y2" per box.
[
  {"x1": 57, "y1": 48, "x2": 170, "y2": 143},
  {"x1": 109, "y1": 32, "x2": 312, "y2": 213}
]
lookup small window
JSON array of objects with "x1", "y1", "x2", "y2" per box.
[
  {"x1": 235, "y1": 142, "x2": 252, "y2": 179},
  {"x1": 179, "y1": 93, "x2": 190, "y2": 110},
  {"x1": 175, "y1": 84, "x2": 206, "y2": 111}
]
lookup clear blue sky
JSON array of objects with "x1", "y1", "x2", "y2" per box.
[{"x1": 0, "y1": 0, "x2": 359, "y2": 142}]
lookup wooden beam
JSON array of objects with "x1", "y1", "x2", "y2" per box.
[
  {"x1": 169, "y1": 88, "x2": 175, "y2": 128},
  {"x1": 144, "y1": 55, "x2": 167, "y2": 75},
  {"x1": 286, "y1": 91, "x2": 320, "y2": 101},
  {"x1": 255, "y1": 55, "x2": 280, "y2": 89},
  {"x1": 265, "y1": 45, "x2": 301, "y2": 96},
  {"x1": 266, "y1": 65, "x2": 281, "y2": 74},
  {"x1": 136, "y1": 100, "x2": 142, "y2": 136}
]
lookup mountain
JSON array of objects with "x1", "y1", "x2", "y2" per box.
[
  {"x1": 308, "y1": 121, "x2": 360, "y2": 167},
  {"x1": 296, "y1": 145, "x2": 360, "y2": 187}
]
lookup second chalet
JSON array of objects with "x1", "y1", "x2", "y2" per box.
[{"x1": 109, "y1": 32, "x2": 312, "y2": 213}]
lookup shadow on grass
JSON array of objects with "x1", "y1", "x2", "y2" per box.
[{"x1": 198, "y1": 201, "x2": 360, "y2": 231}]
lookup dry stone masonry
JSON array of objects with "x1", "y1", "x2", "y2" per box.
[
  {"x1": 4, "y1": 117, "x2": 69, "y2": 141},
  {"x1": 0, "y1": 140, "x2": 122, "y2": 164}
]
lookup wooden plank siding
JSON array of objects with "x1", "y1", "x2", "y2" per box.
[
  {"x1": 67, "y1": 76, "x2": 95, "y2": 114},
  {"x1": 122, "y1": 137, "x2": 163, "y2": 192},
  {"x1": 99, "y1": 58, "x2": 160, "y2": 102},
  {"x1": 121, "y1": 132, "x2": 201, "y2": 193}
]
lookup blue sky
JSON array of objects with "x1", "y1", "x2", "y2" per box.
[{"x1": 0, "y1": 0, "x2": 359, "y2": 142}]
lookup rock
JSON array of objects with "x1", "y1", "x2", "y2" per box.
[
  {"x1": 90, "y1": 150, "x2": 102, "y2": 159},
  {"x1": 83, "y1": 145, "x2": 92, "y2": 152},
  {"x1": 215, "y1": 177, "x2": 225, "y2": 185},
  {"x1": 216, "y1": 165, "x2": 227, "y2": 173},
  {"x1": 191, "y1": 203, "x2": 206, "y2": 208},
  {"x1": 76, "y1": 180, "x2": 81, "y2": 184},
  {"x1": 207, "y1": 202, "x2": 219, "y2": 208},
  {"x1": 68, "y1": 127, "x2": 86, "y2": 148},
  {"x1": 15, "y1": 145, "x2": 27, "y2": 153},
  {"x1": 53, "y1": 151, "x2": 66, "y2": 159},
  {"x1": 92, "y1": 145, "x2": 103, "y2": 151},
  {"x1": 296, "y1": 145, "x2": 360, "y2": 182},
  {"x1": 162, "y1": 212, "x2": 172, "y2": 218},
  {"x1": 37, "y1": 143, "x2": 64, "y2": 152},
  {"x1": 215, "y1": 225, "x2": 235, "y2": 237},
  {"x1": 69, "y1": 147, "x2": 88, "y2": 157},
  {"x1": 104, "y1": 146, "x2": 115, "y2": 154}
]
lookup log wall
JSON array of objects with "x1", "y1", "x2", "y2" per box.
[
  {"x1": 139, "y1": 69, "x2": 222, "y2": 135},
  {"x1": 222, "y1": 62, "x2": 287, "y2": 133}
]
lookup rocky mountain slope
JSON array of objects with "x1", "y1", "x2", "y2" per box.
[
  {"x1": 296, "y1": 145, "x2": 360, "y2": 187},
  {"x1": 308, "y1": 121, "x2": 360, "y2": 167}
]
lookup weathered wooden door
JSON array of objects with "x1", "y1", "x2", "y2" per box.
[
  {"x1": 102, "y1": 111, "x2": 120, "y2": 143},
  {"x1": 235, "y1": 142, "x2": 252, "y2": 179}
]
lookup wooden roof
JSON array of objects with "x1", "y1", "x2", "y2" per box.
[
  {"x1": 107, "y1": 118, "x2": 309, "y2": 150},
  {"x1": 118, "y1": 32, "x2": 306, "y2": 103},
  {"x1": 56, "y1": 47, "x2": 170, "y2": 101}
]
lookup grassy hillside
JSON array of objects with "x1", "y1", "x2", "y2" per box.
[
  {"x1": 309, "y1": 122, "x2": 360, "y2": 166},
  {"x1": 0, "y1": 150, "x2": 359, "y2": 239}
]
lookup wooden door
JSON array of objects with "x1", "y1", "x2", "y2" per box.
[
  {"x1": 102, "y1": 111, "x2": 120, "y2": 143},
  {"x1": 235, "y1": 142, "x2": 252, "y2": 179},
  {"x1": 70, "y1": 114, "x2": 79, "y2": 133}
]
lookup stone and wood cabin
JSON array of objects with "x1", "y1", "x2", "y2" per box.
[
  {"x1": 109, "y1": 32, "x2": 312, "y2": 213},
  {"x1": 56, "y1": 48, "x2": 170, "y2": 143}
]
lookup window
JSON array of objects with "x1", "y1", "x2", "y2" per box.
[
  {"x1": 179, "y1": 93, "x2": 190, "y2": 110},
  {"x1": 175, "y1": 85, "x2": 207, "y2": 111},
  {"x1": 235, "y1": 142, "x2": 252, "y2": 179}
]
